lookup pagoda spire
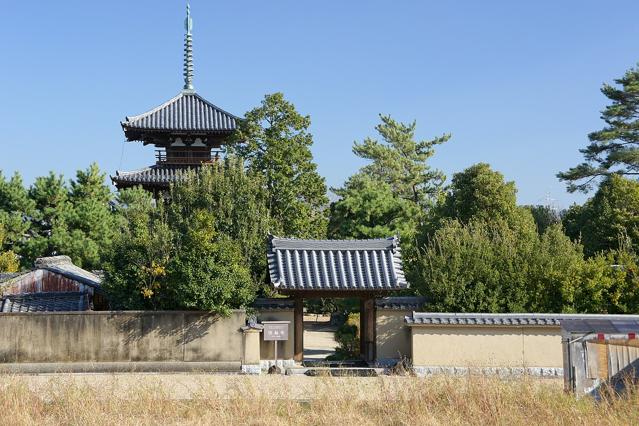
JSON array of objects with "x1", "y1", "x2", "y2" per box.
[{"x1": 183, "y1": 2, "x2": 194, "y2": 92}]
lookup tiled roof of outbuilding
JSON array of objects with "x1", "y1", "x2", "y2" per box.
[
  {"x1": 252, "y1": 298, "x2": 296, "y2": 310},
  {"x1": 34, "y1": 256, "x2": 102, "y2": 289},
  {"x1": 1, "y1": 292, "x2": 89, "y2": 312},
  {"x1": 0, "y1": 273, "x2": 19, "y2": 283},
  {"x1": 376, "y1": 297, "x2": 426, "y2": 310},
  {"x1": 267, "y1": 236, "x2": 407, "y2": 291},
  {"x1": 1, "y1": 256, "x2": 102, "y2": 290},
  {"x1": 121, "y1": 92, "x2": 239, "y2": 137}
]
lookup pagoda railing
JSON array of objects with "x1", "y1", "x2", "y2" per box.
[{"x1": 155, "y1": 149, "x2": 220, "y2": 165}]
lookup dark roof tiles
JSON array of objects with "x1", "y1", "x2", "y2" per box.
[
  {"x1": 1, "y1": 292, "x2": 89, "y2": 313},
  {"x1": 376, "y1": 297, "x2": 426, "y2": 310},
  {"x1": 111, "y1": 165, "x2": 192, "y2": 187},
  {"x1": 267, "y1": 236, "x2": 407, "y2": 291},
  {"x1": 405, "y1": 312, "x2": 639, "y2": 327},
  {"x1": 121, "y1": 92, "x2": 239, "y2": 136}
]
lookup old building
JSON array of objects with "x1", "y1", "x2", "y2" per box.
[
  {"x1": 0, "y1": 256, "x2": 106, "y2": 312},
  {"x1": 111, "y1": 4, "x2": 240, "y2": 194}
]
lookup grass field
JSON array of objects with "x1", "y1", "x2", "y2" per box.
[{"x1": 0, "y1": 374, "x2": 637, "y2": 425}]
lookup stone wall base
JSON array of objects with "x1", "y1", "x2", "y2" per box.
[
  {"x1": 260, "y1": 359, "x2": 296, "y2": 370},
  {"x1": 241, "y1": 364, "x2": 262, "y2": 375},
  {"x1": 412, "y1": 366, "x2": 563, "y2": 378}
]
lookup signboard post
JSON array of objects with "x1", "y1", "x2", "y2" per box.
[{"x1": 262, "y1": 321, "x2": 290, "y2": 367}]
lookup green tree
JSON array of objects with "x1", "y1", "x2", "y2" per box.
[
  {"x1": 54, "y1": 164, "x2": 117, "y2": 269},
  {"x1": 230, "y1": 93, "x2": 328, "y2": 238},
  {"x1": 329, "y1": 115, "x2": 449, "y2": 242},
  {"x1": 412, "y1": 219, "x2": 586, "y2": 313},
  {"x1": 438, "y1": 163, "x2": 519, "y2": 225},
  {"x1": 104, "y1": 161, "x2": 266, "y2": 312},
  {"x1": 167, "y1": 160, "x2": 271, "y2": 284},
  {"x1": 562, "y1": 175, "x2": 639, "y2": 256},
  {"x1": 0, "y1": 223, "x2": 19, "y2": 273},
  {"x1": 103, "y1": 188, "x2": 173, "y2": 310},
  {"x1": 411, "y1": 163, "x2": 599, "y2": 313},
  {"x1": 524, "y1": 204, "x2": 561, "y2": 235},
  {"x1": 0, "y1": 171, "x2": 35, "y2": 249},
  {"x1": 329, "y1": 174, "x2": 418, "y2": 239},
  {"x1": 19, "y1": 172, "x2": 69, "y2": 266},
  {"x1": 351, "y1": 114, "x2": 450, "y2": 208},
  {"x1": 575, "y1": 245, "x2": 639, "y2": 314},
  {"x1": 18, "y1": 164, "x2": 116, "y2": 270},
  {"x1": 558, "y1": 64, "x2": 639, "y2": 192}
]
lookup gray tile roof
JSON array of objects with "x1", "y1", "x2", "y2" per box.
[
  {"x1": 405, "y1": 312, "x2": 639, "y2": 327},
  {"x1": 1, "y1": 292, "x2": 89, "y2": 312},
  {"x1": 267, "y1": 236, "x2": 407, "y2": 291},
  {"x1": 253, "y1": 298, "x2": 295, "y2": 310},
  {"x1": 561, "y1": 317, "x2": 639, "y2": 334},
  {"x1": 376, "y1": 297, "x2": 426, "y2": 310},
  {"x1": 121, "y1": 92, "x2": 239, "y2": 137},
  {"x1": 111, "y1": 165, "x2": 191, "y2": 188},
  {"x1": 0, "y1": 273, "x2": 19, "y2": 283}
]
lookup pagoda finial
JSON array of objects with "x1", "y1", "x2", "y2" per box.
[{"x1": 183, "y1": 2, "x2": 194, "y2": 92}]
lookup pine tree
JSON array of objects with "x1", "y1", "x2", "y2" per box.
[
  {"x1": 559, "y1": 64, "x2": 639, "y2": 192},
  {"x1": 329, "y1": 115, "x2": 449, "y2": 240}
]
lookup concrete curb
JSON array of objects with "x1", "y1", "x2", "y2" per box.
[{"x1": 0, "y1": 361, "x2": 242, "y2": 374}]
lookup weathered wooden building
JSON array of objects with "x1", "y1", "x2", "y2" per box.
[
  {"x1": 0, "y1": 256, "x2": 106, "y2": 312},
  {"x1": 562, "y1": 317, "x2": 639, "y2": 397},
  {"x1": 111, "y1": 4, "x2": 239, "y2": 194}
]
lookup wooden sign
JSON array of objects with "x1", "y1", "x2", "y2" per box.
[{"x1": 263, "y1": 322, "x2": 289, "y2": 341}]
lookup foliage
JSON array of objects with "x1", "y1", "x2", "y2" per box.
[
  {"x1": 328, "y1": 312, "x2": 360, "y2": 360},
  {"x1": 168, "y1": 159, "x2": 271, "y2": 283},
  {"x1": 330, "y1": 115, "x2": 449, "y2": 242},
  {"x1": 351, "y1": 114, "x2": 450, "y2": 208},
  {"x1": 103, "y1": 161, "x2": 266, "y2": 313},
  {"x1": 575, "y1": 244, "x2": 639, "y2": 314},
  {"x1": 305, "y1": 298, "x2": 339, "y2": 316},
  {"x1": 562, "y1": 175, "x2": 639, "y2": 256},
  {"x1": 524, "y1": 204, "x2": 561, "y2": 235},
  {"x1": 329, "y1": 174, "x2": 419, "y2": 239},
  {"x1": 0, "y1": 165, "x2": 116, "y2": 269},
  {"x1": 230, "y1": 93, "x2": 329, "y2": 238},
  {"x1": 412, "y1": 219, "x2": 584, "y2": 313},
  {"x1": 0, "y1": 223, "x2": 19, "y2": 273},
  {"x1": 0, "y1": 171, "x2": 35, "y2": 249},
  {"x1": 558, "y1": 64, "x2": 639, "y2": 192},
  {"x1": 436, "y1": 163, "x2": 520, "y2": 226},
  {"x1": 410, "y1": 162, "x2": 639, "y2": 313},
  {"x1": 103, "y1": 187, "x2": 172, "y2": 310}
]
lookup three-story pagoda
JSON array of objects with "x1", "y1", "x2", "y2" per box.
[{"x1": 111, "y1": 4, "x2": 239, "y2": 194}]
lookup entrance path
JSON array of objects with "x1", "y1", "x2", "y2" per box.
[{"x1": 303, "y1": 314, "x2": 338, "y2": 361}]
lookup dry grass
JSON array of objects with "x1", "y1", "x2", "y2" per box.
[{"x1": 0, "y1": 374, "x2": 637, "y2": 425}]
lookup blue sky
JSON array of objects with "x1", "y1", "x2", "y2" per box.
[{"x1": 1, "y1": 1, "x2": 638, "y2": 208}]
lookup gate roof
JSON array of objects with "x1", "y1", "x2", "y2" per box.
[{"x1": 267, "y1": 236, "x2": 407, "y2": 292}]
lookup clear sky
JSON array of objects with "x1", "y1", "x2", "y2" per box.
[{"x1": 1, "y1": 0, "x2": 638, "y2": 208}]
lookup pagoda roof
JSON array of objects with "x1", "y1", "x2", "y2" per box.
[
  {"x1": 111, "y1": 165, "x2": 192, "y2": 189},
  {"x1": 121, "y1": 92, "x2": 240, "y2": 140}
]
